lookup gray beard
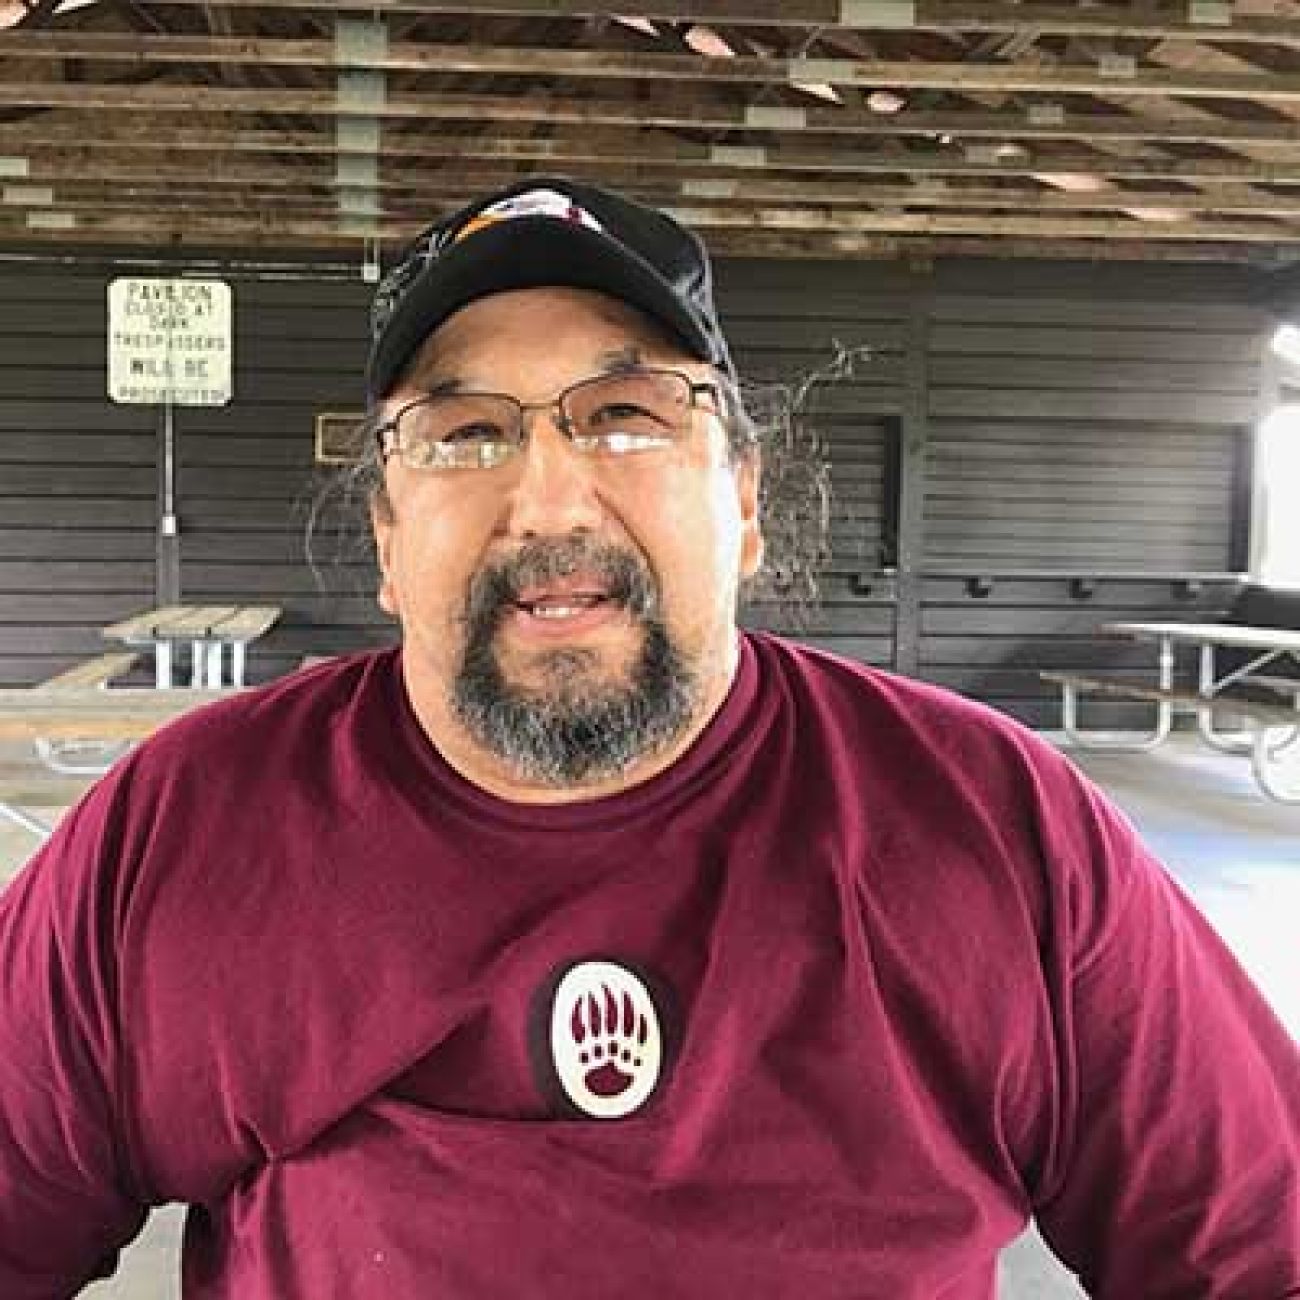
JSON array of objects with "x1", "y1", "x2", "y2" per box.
[{"x1": 452, "y1": 538, "x2": 699, "y2": 787}]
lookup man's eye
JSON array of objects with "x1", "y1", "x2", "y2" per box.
[
  {"x1": 590, "y1": 402, "x2": 668, "y2": 427},
  {"x1": 441, "y1": 421, "x2": 508, "y2": 444}
]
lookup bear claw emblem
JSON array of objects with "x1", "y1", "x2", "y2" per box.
[{"x1": 550, "y1": 962, "x2": 663, "y2": 1118}]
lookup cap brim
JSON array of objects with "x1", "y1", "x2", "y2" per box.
[{"x1": 367, "y1": 217, "x2": 720, "y2": 400}]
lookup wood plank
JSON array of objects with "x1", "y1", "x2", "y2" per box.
[
  {"x1": 0, "y1": 531, "x2": 158, "y2": 561},
  {"x1": 0, "y1": 688, "x2": 236, "y2": 740},
  {"x1": 2, "y1": 220, "x2": 1285, "y2": 262},
  {"x1": 7, "y1": 36, "x2": 1300, "y2": 97},
  {"x1": 928, "y1": 324, "x2": 1262, "y2": 363},
  {"x1": 5, "y1": 194, "x2": 1293, "y2": 248},
  {"x1": 1039, "y1": 672, "x2": 1300, "y2": 726},
  {"x1": 0, "y1": 770, "x2": 98, "y2": 808},
  {"x1": 5, "y1": 91, "x2": 1300, "y2": 158},
  {"x1": 40, "y1": 652, "x2": 141, "y2": 689},
  {"x1": 6, "y1": 139, "x2": 1299, "y2": 192},
  {"x1": 927, "y1": 293, "x2": 1263, "y2": 329},
  {"x1": 80, "y1": 0, "x2": 1300, "y2": 46},
  {"x1": 156, "y1": 606, "x2": 240, "y2": 638},
  {"x1": 209, "y1": 606, "x2": 282, "y2": 641},
  {"x1": 20, "y1": 174, "x2": 1300, "y2": 224},
  {"x1": 0, "y1": 562, "x2": 156, "y2": 593},
  {"x1": 101, "y1": 606, "x2": 191, "y2": 641},
  {"x1": 927, "y1": 356, "x2": 1259, "y2": 393},
  {"x1": 0, "y1": 466, "x2": 155, "y2": 497},
  {"x1": 923, "y1": 497, "x2": 1235, "y2": 523},
  {"x1": 927, "y1": 391, "x2": 1255, "y2": 423},
  {"x1": 1102, "y1": 621, "x2": 1300, "y2": 653}
]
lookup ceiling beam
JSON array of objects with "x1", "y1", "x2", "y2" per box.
[
  {"x1": 5, "y1": 31, "x2": 1300, "y2": 99},
  {"x1": 0, "y1": 201, "x2": 1288, "y2": 244},
  {"x1": 7, "y1": 133, "x2": 1300, "y2": 188},
  {"x1": 667, "y1": 204, "x2": 1289, "y2": 242},
  {"x1": 1, "y1": 217, "x2": 1285, "y2": 265},
  {"x1": 4, "y1": 79, "x2": 1300, "y2": 149},
  {"x1": 8, "y1": 176, "x2": 1299, "y2": 218},
  {"x1": 120, "y1": 1, "x2": 1300, "y2": 47},
  {"x1": 5, "y1": 130, "x2": 1299, "y2": 186}
]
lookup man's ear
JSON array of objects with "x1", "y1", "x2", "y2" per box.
[
  {"x1": 370, "y1": 493, "x2": 398, "y2": 617},
  {"x1": 736, "y1": 451, "x2": 764, "y2": 580}
]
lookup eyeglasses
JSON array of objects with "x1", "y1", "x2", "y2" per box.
[{"x1": 373, "y1": 367, "x2": 721, "y2": 472}]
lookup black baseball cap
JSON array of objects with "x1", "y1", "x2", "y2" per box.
[{"x1": 366, "y1": 177, "x2": 735, "y2": 403}]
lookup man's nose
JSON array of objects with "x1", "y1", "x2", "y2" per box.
[{"x1": 501, "y1": 409, "x2": 604, "y2": 539}]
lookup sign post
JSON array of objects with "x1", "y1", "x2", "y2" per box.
[{"x1": 107, "y1": 277, "x2": 233, "y2": 602}]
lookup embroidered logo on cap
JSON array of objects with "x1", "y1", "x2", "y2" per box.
[
  {"x1": 449, "y1": 187, "x2": 605, "y2": 249},
  {"x1": 369, "y1": 188, "x2": 606, "y2": 344},
  {"x1": 548, "y1": 960, "x2": 663, "y2": 1119}
]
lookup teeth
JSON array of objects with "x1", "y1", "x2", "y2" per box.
[{"x1": 532, "y1": 604, "x2": 589, "y2": 620}]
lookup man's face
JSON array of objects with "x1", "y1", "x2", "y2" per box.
[{"x1": 371, "y1": 286, "x2": 762, "y2": 795}]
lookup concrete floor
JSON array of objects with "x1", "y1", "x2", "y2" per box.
[{"x1": 2, "y1": 730, "x2": 1295, "y2": 1298}]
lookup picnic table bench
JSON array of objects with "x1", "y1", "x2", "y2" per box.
[
  {"x1": 39, "y1": 650, "x2": 142, "y2": 690},
  {"x1": 1042, "y1": 620, "x2": 1300, "y2": 803},
  {"x1": 0, "y1": 686, "x2": 232, "y2": 743},
  {"x1": 0, "y1": 659, "x2": 235, "y2": 840}
]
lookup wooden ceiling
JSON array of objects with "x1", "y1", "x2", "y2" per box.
[{"x1": 2, "y1": 1, "x2": 1299, "y2": 264}]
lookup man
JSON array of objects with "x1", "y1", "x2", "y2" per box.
[{"x1": 1, "y1": 177, "x2": 1297, "y2": 1299}]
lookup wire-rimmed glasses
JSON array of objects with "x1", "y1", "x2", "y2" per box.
[{"x1": 373, "y1": 367, "x2": 721, "y2": 472}]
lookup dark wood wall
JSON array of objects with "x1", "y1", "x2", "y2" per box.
[{"x1": 0, "y1": 253, "x2": 1270, "y2": 727}]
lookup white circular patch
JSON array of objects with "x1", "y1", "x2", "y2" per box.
[{"x1": 550, "y1": 961, "x2": 663, "y2": 1119}]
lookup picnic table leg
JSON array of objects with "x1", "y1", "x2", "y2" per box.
[
  {"x1": 1251, "y1": 723, "x2": 1300, "y2": 803},
  {"x1": 1196, "y1": 644, "x2": 1254, "y2": 755},
  {"x1": 1058, "y1": 632, "x2": 1174, "y2": 751},
  {"x1": 1059, "y1": 679, "x2": 1173, "y2": 751},
  {"x1": 206, "y1": 643, "x2": 224, "y2": 690},
  {"x1": 156, "y1": 642, "x2": 173, "y2": 690},
  {"x1": 0, "y1": 802, "x2": 52, "y2": 839}
]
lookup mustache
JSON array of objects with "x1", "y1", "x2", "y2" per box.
[{"x1": 463, "y1": 536, "x2": 656, "y2": 633}]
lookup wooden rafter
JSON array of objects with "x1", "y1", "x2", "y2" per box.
[
  {"x1": 0, "y1": 83, "x2": 1297, "y2": 150},
  {"x1": 4, "y1": 129, "x2": 1298, "y2": 185},
  {"x1": 6, "y1": 175, "x2": 1299, "y2": 219},
  {"x1": 122, "y1": 1, "x2": 1300, "y2": 47},
  {"x1": 1, "y1": 3, "x2": 1296, "y2": 260},
  {"x1": 5, "y1": 31, "x2": 1300, "y2": 100}
]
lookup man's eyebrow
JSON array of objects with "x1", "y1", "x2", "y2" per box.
[
  {"x1": 415, "y1": 376, "x2": 467, "y2": 398},
  {"x1": 594, "y1": 346, "x2": 647, "y2": 373},
  {"x1": 412, "y1": 347, "x2": 650, "y2": 398}
]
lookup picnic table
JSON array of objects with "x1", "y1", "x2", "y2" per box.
[
  {"x1": 0, "y1": 643, "x2": 245, "y2": 842},
  {"x1": 1042, "y1": 620, "x2": 1300, "y2": 803},
  {"x1": 0, "y1": 684, "x2": 235, "y2": 839},
  {"x1": 102, "y1": 603, "x2": 281, "y2": 689}
]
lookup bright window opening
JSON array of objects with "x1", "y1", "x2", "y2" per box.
[{"x1": 1257, "y1": 404, "x2": 1300, "y2": 590}]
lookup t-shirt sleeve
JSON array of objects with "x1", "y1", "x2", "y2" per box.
[
  {"x1": 1024, "y1": 746, "x2": 1300, "y2": 1297},
  {"x1": 0, "y1": 775, "x2": 150, "y2": 1297}
]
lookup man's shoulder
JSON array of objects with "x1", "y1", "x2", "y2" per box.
[
  {"x1": 747, "y1": 630, "x2": 1025, "y2": 732},
  {"x1": 127, "y1": 646, "x2": 399, "y2": 780},
  {"x1": 744, "y1": 629, "x2": 1074, "y2": 796}
]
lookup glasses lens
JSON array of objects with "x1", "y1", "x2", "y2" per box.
[
  {"x1": 565, "y1": 370, "x2": 691, "y2": 455},
  {"x1": 399, "y1": 394, "x2": 519, "y2": 470}
]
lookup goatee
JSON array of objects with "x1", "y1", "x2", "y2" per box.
[{"x1": 453, "y1": 537, "x2": 699, "y2": 786}]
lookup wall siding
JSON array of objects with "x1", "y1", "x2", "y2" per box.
[
  {"x1": 0, "y1": 271, "x2": 158, "y2": 684},
  {"x1": 0, "y1": 255, "x2": 1269, "y2": 733}
]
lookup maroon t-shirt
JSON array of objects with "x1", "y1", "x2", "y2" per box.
[{"x1": 1, "y1": 634, "x2": 1297, "y2": 1298}]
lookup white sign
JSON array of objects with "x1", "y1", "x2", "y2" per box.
[{"x1": 108, "y1": 278, "x2": 232, "y2": 406}]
